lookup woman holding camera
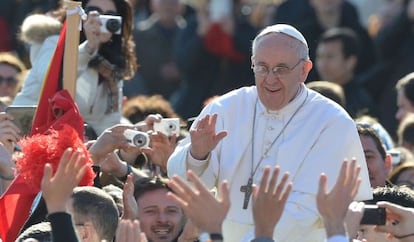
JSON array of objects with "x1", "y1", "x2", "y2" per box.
[{"x1": 13, "y1": 0, "x2": 137, "y2": 137}]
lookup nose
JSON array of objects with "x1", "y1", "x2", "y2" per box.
[
  {"x1": 395, "y1": 109, "x2": 404, "y2": 121},
  {"x1": 157, "y1": 212, "x2": 168, "y2": 222}
]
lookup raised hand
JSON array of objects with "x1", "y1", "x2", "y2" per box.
[
  {"x1": 41, "y1": 148, "x2": 89, "y2": 213},
  {"x1": 189, "y1": 114, "x2": 227, "y2": 160},
  {"x1": 141, "y1": 131, "x2": 177, "y2": 172},
  {"x1": 88, "y1": 124, "x2": 134, "y2": 162},
  {"x1": 167, "y1": 170, "x2": 230, "y2": 233},
  {"x1": 115, "y1": 219, "x2": 147, "y2": 242},
  {"x1": 317, "y1": 159, "x2": 362, "y2": 238},
  {"x1": 122, "y1": 174, "x2": 138, "y2": 220},
  {"x1": 0, "y1": 112, "x2": 20, "y2": 153},
  {"x1": 252, "y1": 166, "x2": 292, "y2": 238}
]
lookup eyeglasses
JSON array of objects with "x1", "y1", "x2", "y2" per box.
[
  {"x1": 0, "y1": 76, "x2": 17, "y2": 86},
  {"x1": 85, "y1": 6, "x2": 118, "y2": 16},
  {"x1": 251, "y1": 59, "x2": 305, "y2": 78}
]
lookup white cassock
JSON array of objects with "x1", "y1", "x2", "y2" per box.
[{"x1": 167, "y1": 84, "x2": 372, "y2": 242}]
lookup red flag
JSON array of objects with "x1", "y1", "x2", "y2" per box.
[{"x1": 0, "y1": 21, "x2": 93, "y2": 241}]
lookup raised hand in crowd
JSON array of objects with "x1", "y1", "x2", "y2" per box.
[
  {"x1": 167, "y1": 170, "x2": 230, "y2": 234},
  {"x1": 115, "y1": 219, "x2": 147, "y2": 242},
  {"x1": 316, "y1": 159, "x2": 362, "y2": 239},
  {"x1": 0, "y1": 112, "x2": 20, "y2": 153},
  {"x1": 189, "y1": 114, "x2": 227, "y2": 160},
  {"x1": 141, "y1": 131, "x2": 177, "y2": 173},
  {"x1": 88, "y1": 124, "x2": 135, "y2": 162},
  {"x1": 40, "y1": 148, "x2": 88, "y2": 213},
  {"x1": 122, "y1": 174, "x2": 138, "y2": 220},
  {"x1": 252, "y1": 166, "x2": 292, "y2": 239},
  {"x1": 177, "y1": 220, "x2": 201, "y2": 242},
  {"x1": 376, "y1": 201, "x2": 414, "y2": 242}
]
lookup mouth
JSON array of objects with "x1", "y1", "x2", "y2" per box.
[
  {"x1": 265, "y1": 86, "x2": 281, "y2": 93},
  {"x1": 152, "y1": 226, "x2": 172, "y2": 236}
]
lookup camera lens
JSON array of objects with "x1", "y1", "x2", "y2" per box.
[
  {"x1": 168, "y1": 123, "x2": 176, "y2": 131},
  {"x1": 132, "y1": 133, "x2": 147, "y2": 147},
  {"x1": 106, "y1": 19, "x2": 121, "y2": 33}
]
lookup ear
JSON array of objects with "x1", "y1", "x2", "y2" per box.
[
  {"x1": 385, "y1": 154, "x2": 393, "y2": 174},
  {"x1": 301, "y1": 60, "x2": 313, "y2": 82},
  {"x1": 345, "y1": 55, "x2": 357, "y2": 71}
]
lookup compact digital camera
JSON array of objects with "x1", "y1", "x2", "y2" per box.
[
  {"x1": 153, "y1": 118, "x2": 180, "y2": 137},
  {"x1": 99, "y1": 15, "x2": 122, "y2": 35},
  {"x1": 123, "y1": 129, "x2": 150, "y2": 148},
  {"x1": 360, "y1": 205, "x2": 386, "y2": 225}
]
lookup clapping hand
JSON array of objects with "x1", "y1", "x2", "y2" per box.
[{"x1": 115, "y1": 219, "x2": 147, "y2": 242}]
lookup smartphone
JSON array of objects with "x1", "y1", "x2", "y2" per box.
[
  {"x1": 360, "y1": 205, "x2": 386, "y2": 225},
  {"x1": 5, "y1": 105, "x2": 37, "y2": 136}
]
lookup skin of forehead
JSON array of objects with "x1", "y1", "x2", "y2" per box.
[{"x1": 253, "y1": 33, "x2": 304, "y2": 59}]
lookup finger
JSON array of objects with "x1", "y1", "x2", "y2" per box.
[
  {"x1": 187, "y1": 170, "x2": 210, "y2": 196},
  {"x1": 220, "y1": 180, "x2": 230, "y2": 208},
  {"x1": 56, "y1": 148, "x2": 73, "y2": 175},
  {"x1": 275, "y1": 172, "x2": 290, "y2": 199},
  {"x1": 166, "y1": 191, "x2": 188, "y2": 209},
  {"x1": 132, "y1": 220, "x2": 141, "y2": 240},
  {"x1": 168, "y1": 176, "x2": 193, "y2": 201},
  {"x1": 259, "y1": 166, "x2": 271, "y2": 193},
  {"x1": 280, "y1": 182, "x2": 293, "y2": 204},
  {"x1": 41, "y1": 163, "x2": 53, "y2": 188},
  {"x1": 337, "y1": 160, "x2": 348, "y2": 185},
  {"x1": 317, "y1": 173, "x2": 328, "y2": 198},
  {"x1": 214, "y1": 131, "x2": 228, "y2": 143},
  {"x1": 268, "y1": 166, "x2": 281, "y2": 195},
  {"x1": 116, "y1": 220, "x2": 128, "y2": 242}
]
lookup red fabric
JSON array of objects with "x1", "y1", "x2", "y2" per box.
[
  {"x1": 203, "y1": 23, "x2": 245, "y2": 62},
  {"x1": 0, "y1": 21, "x2": 91, "y2": 242},
  {"x1": 0, "y1": 17, "x2": 12, "y2": 51}
]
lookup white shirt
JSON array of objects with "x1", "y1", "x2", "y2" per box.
[{"x1": 168, "y1": 84, "x2": 372, "y2": 242}]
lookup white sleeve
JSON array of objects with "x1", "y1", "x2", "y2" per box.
[{"x1": 326, "y1": 235, "x2": 349, "y2": 242}]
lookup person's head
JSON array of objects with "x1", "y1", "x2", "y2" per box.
[
  {"x1": 102, "y1": 184, "x2": 124, "y2": 217},
  {"x1": 81, "y1": 0, "x2": 137, "y2": 79},
  {"x1": 122, "y1": 94, "x2": 181, "y2": 124},
  {"x1": 389, "y1": 162, "x2": 414, "y2": 189},
  {"x1": 251, "y1": 24, "x2": 312, "y2": 111},
  {"x1": 316, "y1": 28, "x2": 359, "y2": 86},
  {"x1": 134, "y1": 176, "x2": 185, "y2": 242},
  {"x1": 355, "y1": 115, "x2": 395, "y2": 151},
  {"x1": 16, "y1": 222, "x2": 52, "y2": 242},
  {"x1": 395, "y1": 72, "x2": 414, "y2": 122},
  {"x1": 357, "y1": 122, "x2": 393, "y2": 188},
  {"x1": 358, "y1": 186, "x2": 414, "y2": 242},
  {"x1": 306, "y1": 80, "x2": 346, "y2": 107},
  {"x1": 0, "y1": 52, "x2": 27, "y2": 97},
  {"x1": 309, "y1": 0, "x2": 343, "y2": 16},
  {"x1": 150, "y1": 0, "x2": 183, "y2": 26},
  {"x1": 397, "y1": 113, "x2": 414, "y2": 152},
  {"x1": 67, "y1": 186, "x2": 119, "y2": 242}
]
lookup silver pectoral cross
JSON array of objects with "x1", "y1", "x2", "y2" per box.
[{"x1": 240, "y1": 177, "x2": 253, "y2": 209}]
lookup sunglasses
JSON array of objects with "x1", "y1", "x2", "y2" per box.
[
  {"x1": 85, "y1": 6, "x2": 118, "y2": 16},
  {"x1": 0, "y1": 76, "x2": 17, "y2": 86}
]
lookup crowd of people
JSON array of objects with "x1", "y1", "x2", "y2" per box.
[{"x1": 1, "y1": 0, "x2": 414, "y2": 241}]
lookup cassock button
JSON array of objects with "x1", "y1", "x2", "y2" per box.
[{"x1": 268, "y1": 126, "x2": 274, "y2": 131}]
